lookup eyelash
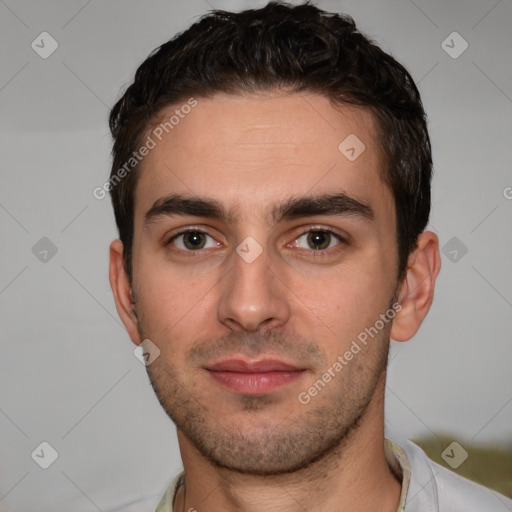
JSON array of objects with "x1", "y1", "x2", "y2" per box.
[{"x1": 165, "y1": 226, "x2": 347, "y2": 258}]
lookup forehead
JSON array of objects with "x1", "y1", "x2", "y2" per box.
[{"x1": 134, "y1": 91, "x2": 393, "y2": 224}]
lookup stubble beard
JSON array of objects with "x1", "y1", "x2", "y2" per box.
[{"x1": 142, "y1": 325, "x2": 391, "y2": 476}]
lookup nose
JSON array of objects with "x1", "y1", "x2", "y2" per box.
[{"x1": 217, "y1": 242, "x2": 290, "y2": 333}]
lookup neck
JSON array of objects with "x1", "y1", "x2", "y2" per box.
[{"x1": 174, "y1": 378, "x2": 401, "y2": 512}]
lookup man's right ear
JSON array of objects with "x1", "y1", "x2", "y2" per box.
[{"x1": 109, "y1": 239, "x2": 142, "y2": 346}]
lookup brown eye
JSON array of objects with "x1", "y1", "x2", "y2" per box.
[
  {"x1": 182, "y1": 232, "x2": 206, "y2": 250},
  {"x1": 168, "y1": 230, "x2": 219, "y2": 251},
  {"x1": 288, "y1": 228, "x2": 347, "y2": 258},
  {"x1": 306, "y1": 231, "x2": 332, "y2": 250}
]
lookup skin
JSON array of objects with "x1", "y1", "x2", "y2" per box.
[{"x1": 110, "y1": 91, "x2": 441, "y2": 512}]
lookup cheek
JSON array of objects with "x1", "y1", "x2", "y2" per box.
[
  {"x1": 135, "y1": 255, "x2": 220, "y2": 344},
  {"x1": 288, "y1": 257, "x2": 392, "y2": 342}
]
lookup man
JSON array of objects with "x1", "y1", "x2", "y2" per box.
[{"x1": 107, "y1": 2, "x2": 512, "y2": 511}]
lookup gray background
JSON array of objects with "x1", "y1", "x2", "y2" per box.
[{"x1": 1, "y1": 0, "x2": 511, "y2": 510}]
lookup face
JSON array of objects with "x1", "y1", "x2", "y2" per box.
[{"x1": 127, "y1": 91, "x2": 401, "y2": 474}]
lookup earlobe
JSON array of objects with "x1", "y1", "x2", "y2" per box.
[
  {"x1": 390, "y1": 231, "x2": 441, "y2": 342},
  {"x1": 109, "y1": 239, "x2": 142, "y2": 346}
]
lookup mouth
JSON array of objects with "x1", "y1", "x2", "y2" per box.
[{"x1": 204, "y1": 357, "x2": 307, "y2": 395}]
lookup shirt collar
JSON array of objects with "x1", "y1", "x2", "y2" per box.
[
  {"x1": 384, "y1": 439, "x2": 411, "y2": 512},
  {"x1": 156, "y1": 439, "x2": 411, "y2": 512}
]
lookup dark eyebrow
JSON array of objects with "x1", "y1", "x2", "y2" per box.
[
  {"x1": 273, "y1": 193, "x2": 374, "y2": 223},
  {"x1": 144, "y1": 192, "x2": 374, "y2": 226},
  {"x1": 144, "y1": 195, "x2": 232, "y2": 225}
]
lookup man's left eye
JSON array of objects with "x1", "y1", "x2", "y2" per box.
[{"x1": 292, "y1": 230, "x2": 343, "y2": 250}]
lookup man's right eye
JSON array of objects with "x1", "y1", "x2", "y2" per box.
[{"x1": 167, "y1": 230, "x2": 220, "y2": 251}]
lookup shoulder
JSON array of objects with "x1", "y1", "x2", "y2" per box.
[{"x1": 401, "y1": 441, "x2": 512, "y2": 512}]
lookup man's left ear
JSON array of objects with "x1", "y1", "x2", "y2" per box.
[{"x1": 390, "y1": 230, "x2": 441, "y2": 342}]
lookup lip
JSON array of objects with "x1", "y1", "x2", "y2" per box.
[
  {"x1": 206, "y1": 358, "x2": 303, "y2": 373},
  {"x1": 204, "y1": 358, "x2": 306, "y2": 394}
]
